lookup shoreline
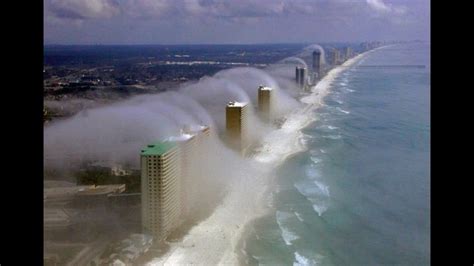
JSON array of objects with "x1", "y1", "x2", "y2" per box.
[
  {"x1": 145, "y1": 47, "x2": 379, "y2": 265},
  {"x1": 233, "y1": 48, "x2": 380, "y2": 264}
]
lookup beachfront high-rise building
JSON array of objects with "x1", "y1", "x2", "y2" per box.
[
  {"x1": 344, "y1": 47, "x2": 353, "y2": 61},
  {"x1": 226, "y1": 101, "x2": 250, "y2": 154},
  {"x1": 295, "y1": 67, "x2": 300, "y2": 88},
  {"x1": 312, "y1": 50, "x2": 321, "y2": 79},
  {"x1": 141, "y1": 125, "x2": 211, "y2": 241},
  {"x1": 300, "y1": 67, "x2": 307, "y2": 89},
  {"x1": 295, "y1": 67, "x2": 300, "y2": 87},
  {"x1": 295, "y1": 66, "x2": 307, "y2": 90},
  {"x1": 172, "y1": 133, "x2": 196, "y2": 219},
  {"x1": 141, "y1": 141, "x2": 182, "y2": 241},
  {"x1": 362, "y1": 42, "x2": 370, "y2": 51},
  {"x1": 175, "y1": 125, "x2": 210, "y2": 218},
  {"x1": 258, "y1": 85, "x2": 273, "y2": 122},
  {"x1": 331, "y1": 48, "x2": 341, "y2": 65}
]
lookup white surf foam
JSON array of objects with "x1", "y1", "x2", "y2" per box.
[
  {"x1": 294, "y1": 251, "x2": 312, "y2": 266},
  {"x1": 304, "y1": 165, "x2": 320, "y2": 179},
  {"x1": 310, "y1": 156, "x2": 322, "y2": 164},
  {"x1": 276, "y1": 211, "x2": 300, "y2": 246},
  {"x1": 294, "y1": 178, "x2": 330, "y2": 217},
  {"x1": 294, "y1": 251, "x2": 325, "y2": 266},
  {"x1": 293, "y1": 251, "x2": 325, "y2": 266},
  {"x1": 312, "y1": 203, "x2": 328, "y2": 217},
  {"x1": 336, "y1": 107, "x2": 350, "y2": 114},
  {"x1": 294, "y1": 180, "x2": 329, "y2": 198},
  {"x1": 322, "y1": 134, "x2": 342, "y2": 140},
  {"x1": 294, "y1": 211, "x2": 304, "y2": 222},
  {"x1": 313, "y1": 181, "x2": 330, "y2": 197}
]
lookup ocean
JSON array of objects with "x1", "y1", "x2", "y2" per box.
[{"x1": 243, "y1": 42, "x2": 430, "y2": 265}]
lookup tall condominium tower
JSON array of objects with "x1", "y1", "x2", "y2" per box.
[
  {"x1": 332, "y1": 49, "x2": 341, "y2": 65},
  {"x1": 172, "y1": 133, "x2": 197, "y2": 220},
  {"x1": 300, "y1": 67, "x2": 307, "y2": 89},
  {"x1": 258, "y1": 85, "x2": 273, "y2": 122},
  {"x1": 295, "y1": 67, "x2": 300, "y2": 86},
  {"x1": 226, "y1": 101, "x2": 249, "y2": 154},
  {"x1": 312, "y1": 50, "x2": 321, "y2": 79},
  {"x1": 141, "y1": 141, "x2": 182, "y2": 241},
  {"x1": 175, "y1": 125, "x2": 210, "y2": 218},
  {"x1": 362, "y1": 42, "x2": 370, "y2": 51},
  {"x1": 344, "y1": 47, "x2": 353, "y2": 61},
  {"x1": 295, "y1": 66, "x2": 307, "y2": 90}
]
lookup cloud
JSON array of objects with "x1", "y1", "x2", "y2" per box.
[
  {"x1": 44, "y1": 0, "x2": 426, "y2": 44},
  {"x1": 46, "y1": 0, "x2": 320, "y2": 21},
  {"x1": 46, "y1": 0, "x2": 408, "y2": 22},
  {"x1": 121, "y1": 0, "x2": 176, "y2": 19},
  {"x1": 366, "y1": 0, "x2": 407, "y2": 15},
  {"x1": 180, "y1": 0, "x2": 283, "y2": 18},
  {"x1": 47, "y1": 0, "x2": 121, "y2": 20},
  {"x1": 127, "y1": 0, "x2": 408, "y2": 21}
]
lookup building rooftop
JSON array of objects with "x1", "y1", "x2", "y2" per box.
[
  {"x1": 227, "y1": 101, "x2": 247, "y2": 108},
  {"x1": 141, "y1": 141, "x2": 176, "y2": 156},
  {"x1": 258, "y1": 85, "x2": 273, "y2": 91}
]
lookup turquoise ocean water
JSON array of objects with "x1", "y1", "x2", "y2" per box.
[{"x1": 244, "y1": 43, "x2": 430, "y2": 265}]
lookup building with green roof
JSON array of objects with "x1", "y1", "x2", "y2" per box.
[
  {"x1": 140, "y1": 140, "x2": 182, "y2": 241},
  {"x1": 140, "y1": 141, "x2": 176, "y2": 156}
]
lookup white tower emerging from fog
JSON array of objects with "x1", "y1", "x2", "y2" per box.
[{"x1": 258, "y1": 85, "x2": 273, "y2": 122}]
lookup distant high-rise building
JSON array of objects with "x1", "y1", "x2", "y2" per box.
[
  {"x1": 295, "y1": 67, "x2": 300, "y2": 86},
  {"x1": 312, "y1": 50, "x2": 321, "y2": 79},
  {"x1": 344, "y1": 47, "x2": 352, "y2": 61},
  {"x1": 300, "y1": 67, "x2": 307, "y2": 90},
  {"x1": 309, "y1": 72, "x2": 318, "y2": 86},
  {"x1": 362, "y1": 42, "x2": 370, "y2": 51},
  {"x1": 295, "y1": 66, "x2": 307, "y2": 90},
  {"x1": 331, "y1": 49, "x2": 341, "y2": 65},
  {"x1": 258, "y1": 85, "x2": 273, "y2": 122},
  {"x1": 226, "y1": 101, "x2": 249, "y2": 154},
  {"x1": 141, "y1": 141, "x2": 182, "y2": 241}
]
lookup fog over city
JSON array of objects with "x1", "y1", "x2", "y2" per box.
[
  {"x1": 44, "y1": 47, "x2": 318, "y2": 264},
  {"x1": 44, "y1": 59, "x2": 305, "y2": 169},
  {"x1": 43, "y1": 0, "x2": 430, "y2": 265}
]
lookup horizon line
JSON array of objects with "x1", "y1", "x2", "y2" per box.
[{"x1": 43, "y1": 40, "x2": 426, "y2": 47}]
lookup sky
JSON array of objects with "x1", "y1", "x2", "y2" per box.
[{"x1": 44, "y1": 0, "x2": 430, "y2": 45}]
